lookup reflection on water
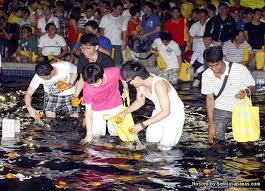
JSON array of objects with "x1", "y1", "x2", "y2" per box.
[{"x1": 0, "y1": 79, "x2": 264, "y2": 190}]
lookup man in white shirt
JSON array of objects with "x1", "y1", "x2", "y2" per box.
[
  {"x1": 201, "y1": 46, "x2": 255, "y2": 145},
  {"x1": 37, "y1": 4, "x2": 59, "y2": 35},
  {"x1": 100, "y1": 2, "x2": 126, "y2": 65},
  {"x1": 152, "y1": 32, "x2": 182, "y2": 84},
  {"x1": 189, "y1": 8, "x2": 208, "y2": 51},
  {"x1": 25, "y1": 61, "x2": 78, "y2": 119},
  {"x1": 38, "y1": 23, "x2": 68, "y2": 60},
  {"x1": 77, "y1": 5, "x2": 95, "y2": 32}
]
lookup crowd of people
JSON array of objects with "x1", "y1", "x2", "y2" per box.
[{"x1": 0, "y1": 0, "x2": 263, "y2": 150}]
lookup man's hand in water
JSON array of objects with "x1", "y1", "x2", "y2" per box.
[
  {"x1": 27, "y1": 106, "x2": 39, "y2": 120},
  {"x1": 81, "y1": 135, "x2": 93, "y2": 145}
]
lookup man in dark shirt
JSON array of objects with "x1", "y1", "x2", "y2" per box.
[
  {"x1": 77, "y1": 33, "x2": 115, "y2": 74},
  {"x1": 74, "y1": 33, "x2": 115, "y2": 98},
  {"x1": 204, "y1": 2, "x2": 236, "y2": 46}
]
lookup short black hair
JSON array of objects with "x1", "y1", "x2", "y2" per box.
[
  {"x1": 28, "y1": 0, "x2": 39, "y2": 5},
  {"x1": 233, "y1": 30, "x2": 244, "y2": 40},
  {"x1": 199, "y1": 8, "x2": 208, "y2": 15},
  {"x1": 21, "y1": 25, "x2": 32, "y2": 33},
  {"x1": 80, "y1": 33, "x2": 99, "y2": 46},
  {"x1": 170, "y1": 6, "x2": 181, "y2": 13},
  {"x1": 45, "y1": 22, "x2": 56, "y2": 31},
  {"x1": 203, "y1": 46, "x2": 223, "y2": 63},
  {"x1": 143, "y1": 2, "x2": 155, "y2": 11},
  {"x1": 82, "y1": 64, "x2": 104, "y2": 84},
  {"x1": 121, "y1": 61, "x2": 150, "y2": 80},
  {"x1": 85, "y1": 4, "x2": 94, "y2": 11},
  {"x1": 35, "y1": 62, "x2": 53, "y2": 76},
  {"x1": 84, "y1": 20, "x2": 99, "y2": 30},
  {"x1": 129, "y1": 6, "x2": 141, "y2": 16},
  {"x1": 253, "y1": 8, "x2": 261, "y2": 14},
  {"x1": 70, "y1": 7, "x2": 81, "y2": 22},
  {"x1": 242, "y1": 8, "x2": 253, "y2": 16},
  {"x1": 112, "y1": 2, "x2": 123, "y2": 8},
  {"x1": 207, "y1": 4, "x2": 216, "y2": 13},
  {"x1": 23, "y1": 7, "x2": 30, "y2": 15},
  {"x1": 203, "y1": 33, "x2": 212, "y2": 38},
  {"x1": 160, "y1": 32, "x2": 172, "y2": 41},
  {"x1": 218, "y1": 2, "x2": 229, "y2": 9}
]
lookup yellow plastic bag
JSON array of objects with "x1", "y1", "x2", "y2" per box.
[
  {"x1": 255, "y1": 47, "x2": 265, "y2": 70},
  {"x1": 242, "y1": 45, "x2": 251, "y2": 64},
  {"x1": 179, "y1": 61, "x2": 191, "y2": 81},
  {"x1": 19, "y1": 50, "x2": 38, "y2": 62},
  {"x1": 232, "y1": 96, "x2": 260, "y2": 142},
  {"x1": 103, "y1": 91, "x2": 136, "y2": 142},
  {"x1": 152, "y1": 50, "x2": 167, "y2": 70}
]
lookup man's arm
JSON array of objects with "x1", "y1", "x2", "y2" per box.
[
  {"x1": 81, "y1": 104, "x2": 93, "y2": 144},
  {"x1": 24, "y1": 87, "x2": 38, "y2": 118},
  {"x1": 206, "y1": 93, "x2": 216, "y2": 143},
  {"x1": 73, "y1": 75, "x2": 84, "y2": 97},
  {"x1": 98, "y1": 47, "x2": 111, "y2": 56},
  {"x1": 123, "y1": 87, "x2": 145, "y2": 114}
]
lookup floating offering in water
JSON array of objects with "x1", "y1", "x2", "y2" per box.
[
  {"x1": 202, "y1": 168, "x2": 211, "y2": 175},
  {"x1": 35, "y1": 111, "x2": 41, "y2": 120},
  {"x1": 55, "y1": 180, "x2": 67, "y2": 189},
  {"x1": 71, "y1": 97, "x2": 83, "y2": 107},
  {"x1": 134, "y1": 153, "x2": 142, "y2": 160},
  {"x1": 7, "y1": 152, "x2": 18, "y2": 159},
  {"x1": 5, "y1": 173, "x2": 16, "y2": 179},
  {"x1": 188, "y1": 168, "x2": 198, "y2": 173},
  {"x1": 91, "y1": 182, "x2": 102, "y2": 187}
]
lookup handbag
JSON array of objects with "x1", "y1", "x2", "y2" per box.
[
  {"x1": 103, "y1": 91, "x2": 136, "y2": 142},
  {"x1": 151, "y1": 50, "x2": 167, "y2": 70},
  {"x1": 179, "y1": 61, "x2": 191, "y2": 81},
  {"x1": 128, "y1": 36, "x2": 152, "y2": 53},
  {"x1": 232, "y1": 95, "x2": 260, "y2": 142}
]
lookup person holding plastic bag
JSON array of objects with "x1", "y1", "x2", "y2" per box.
[
  {"x1": 118, "y1": 61, "x2": 185, "y2": 151},
  {"x1": 201, "y1": 46, "x2": 256, "y2": 145},
  {"x1": 80, "y1": 64, "x2": 128, "y2": 144}
]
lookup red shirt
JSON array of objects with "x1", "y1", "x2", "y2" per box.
[
  {"x1": 66, "y1": 22, "x2": 79, "y2": 43},
  {"x1": 127, "y1": 18, "x2": 141, "y2": 37},
  {"x1": 164, "y1": 18, "x2": 186, "y2": 46}
]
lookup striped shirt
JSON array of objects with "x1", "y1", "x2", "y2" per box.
[
  {"x1": 201, "y1": 61, "x2": 255, "y2": 111},
  {"x1": 222, "y1": 40, "x2": 252, "y2": 63}
]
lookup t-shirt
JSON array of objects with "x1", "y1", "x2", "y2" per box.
[
  {"x1": 29, "y1": 61, "x2": 77, "y2": 96},
  {"x1": 77, "y1": 14, "x2": 95, "y2": 28},
  {"x1": 152, "y1": 38, "x2": 181, "y2": 70},
  {"x1": 74, "y1": 35, "x2": 112, "y2": 52},
  {"x1": 37, "y1": 15, "x2": 59, "y2": 33},
  {"x1": 77, "y1": 51, "x2": 115, "y2": 74},
  {"x1": 244, "y1": 22, "x2": 265, "y2": 49},
  {"x1": 99, "y1": 14, "x2": 125, "y2": 45},
  {"x1": 19, "y1": 36, "x2": 38, "y2": 52},
  {"x1": 142, "y1": 13, "x2": 160, "y2": 42},
  {"x1": 164, "y1": 18, "x2": 186, "y2": 46},
  {"x1": 38, "y1": 34, "x2": 67, "y2": 56},
  {"x1": 201, "y1": 61, "x2": 255, "y2": 111},
  {"x1": 83, "y1": 67, "x2": 123, "y2": 111}
]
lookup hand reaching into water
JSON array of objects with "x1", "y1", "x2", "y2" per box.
[
  {"x1": 81, "y1": 135, "x2": 93, "y2": 145},
  {"x1": 27, "y1": 107, "x2": 41, "y2": 120}
]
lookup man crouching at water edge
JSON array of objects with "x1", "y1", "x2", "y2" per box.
[
  {"x1": 24, "y1": 60, "x2": 79, "y2": 119},
  {"x1": 201, "y1": 46, "x2": 256, "y2": 145},
  {"x1": 118, "y1": 61, "x2": 185, "y2": 151}
]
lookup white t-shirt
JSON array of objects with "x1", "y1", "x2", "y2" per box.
[
  {"x1": 189, "y1": 21, "x2": 207, "y2": 51},
  {"x1": 152, "y1": 38, "x2": 181, "y2": 70},
  {"x1": 38, "y1": 34, "x2": 67, "y2": 56},
  {"x1": 99, "y1": 14, "x2": 125, "y2": 45},
  {"x1": 201, "y1": 61, "x2": 255, "y2": 111},
  {"x1": 37, "y1": 15, "x2": 59, "y2": 33},
  {"x1": 29, "y1": 62, "x2": 77, "y2": 96}
]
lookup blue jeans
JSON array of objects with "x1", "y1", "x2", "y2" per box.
[{"x1": 213, "y1": 108, "x2": 232, "y2": 142}]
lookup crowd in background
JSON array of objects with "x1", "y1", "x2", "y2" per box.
[{"x1": 0, "y1": 0, "x2": 264, "y2": 85}]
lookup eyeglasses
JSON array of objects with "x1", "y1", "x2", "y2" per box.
[{"x1": 126, "y1": 76, "x2": 136, "y2": 84}]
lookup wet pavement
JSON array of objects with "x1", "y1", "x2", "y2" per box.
[{"x1": 0, "y1": 79, "x2": 264, "y2": 191}]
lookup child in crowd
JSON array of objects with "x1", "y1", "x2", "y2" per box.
[
  {"x1": 190, "y1": 34, "x2": 213, "y2": 87},
  {"x1": 152, "y1": 32, "x2": 182, "y2": 84},
  {"x1": 12, "y1": 25, "x2": 37, "y2": 63},
  {"x1": 80, "y1": 64, "x2": 127, "y2": 144}
]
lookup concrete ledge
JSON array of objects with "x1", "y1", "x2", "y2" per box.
[{"x1": 0, "y1": 62, "x2": 36, "y2": 71}]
